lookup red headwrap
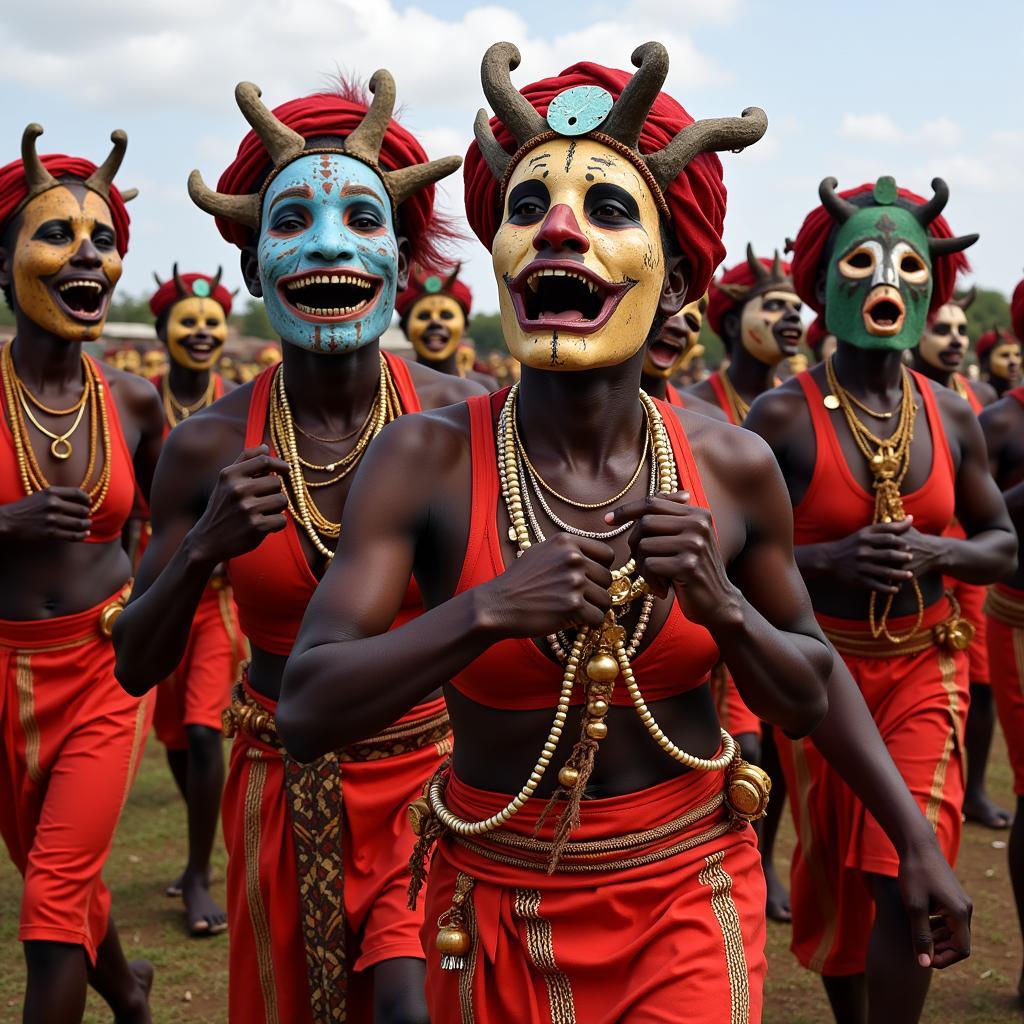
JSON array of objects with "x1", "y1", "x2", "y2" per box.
[
  {"x1": 395, "y1": 267, "x2": 473, "y2": 319},
  {"x1": 463, "y1": 62, "x2": 727, "y2": 304},
  {"x1": 0, "y1": 154, "x2": 131, "y2": 256},
  {"x1": 806, "y1": 316, "x2": 830, "y2": 352},
  {"x1": 1011, "y1": 278, "x2": 1024, "y2": 343},
  {"x1": 789, "y1": 183, "x2": 968, "y2": 315},
  {"x1": 705, "y1": 256, "x2": 793, "y2": 337},
  {"x1": 213, "y1": 91, "x2": 456, "y2": 270},
  {"x1": 149, "y1": 272, "x2": 234, "y2": 319},
  {"x1": 976, "y1": 327, "x2": 1017, "y2": 360}
]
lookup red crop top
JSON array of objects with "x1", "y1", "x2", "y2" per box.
[
  {"x1": 665, "y1": 382, "x2": 686, "y2": 408},
  {"x1": 0, "y1": 353, "x2": 135, "y2": 543},
  {"x1": 792, "y1": 369, "x2": 955, "y2": 546},
  {"x1": 449, "y1": 391, "x2": 721, "y2": 711},
  {"x1": 227, "y1": 352, "x2": 423, "y2": 656},
  {"x1": 953, "y1": 374, "x2": 984, "y2": 415}
]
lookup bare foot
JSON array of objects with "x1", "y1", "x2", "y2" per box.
[
  {"x1": 963, "y1": 792, "x2": 1011, "y2": 830},
  {"x1": 764, "y1": 862, "x2": 792, "y2": 923},
  {"x1": 165, "y1": 865, "x2": 211, "y2": 898},
  {"x1": 116, "y1": 960, "x2": 153, "y2": 1024},
  {"x1": 182, "y1": 870, "x2": 228, "y2": 937}
]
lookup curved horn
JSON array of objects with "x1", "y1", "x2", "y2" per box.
[
  {"x1": 818, "y1": 177, "x2": 858, "y2": 226},
  {"x1": 473, "y1": 108, "x2": 511, "y2": 179},
  {"x1": 210, "y1": 266, "x2": 223, "y2": 293},
  {"x1": 119, "y1": 187, "x2": 139, "y2": 202},
  {"x1": 929, "y1": 233, "x2": 979, "y2": 258},
  {"x1": 600, "y1": 41, "x2": 669, "y2": 150},
  {"x1": 344, "y1": 69, "x2": 396, "y2": 165},
  {"x1": 20, "y1": 123, "x2": 58, "y2": 196},
  {"x1": 187, "y1": 169, "x2": 261, "y2": 230},
  {"x1": 235, "y1": 82, "x2": 306, "y2": 168},
  {"x1": 746, "y1": 242, "x2": 769, "y2": 281},
  {"x1": 84, "y1": 130, "x2": 128, "y2": 197},
  {"x1": 954, "y1": 285, "x2": 977, "y2": 311},
  {"x1": 480, "y1": 42, "x2": 547, "y2": 149},
  {"x1": 385, "y1": 155, "x2": 463, "y2": 206},
  {"x1": 783, "y1": 236, "x2": 795, "y2": 254},
  {"x1": 645, "y1": 107, "x2": 768, "y2": 191},
  {"x1": 172, "y1": 262, "x2": 188, "y2": 298},
  {"x1": 914, "y1": 177, "x2": 949, "y2": 226},
  {"x1": 152, "y1": 271, "x2": 165, "y2": 288},
  {"x1": 772, "y1": 249, "x2": 784, "y2": 280},
  {"x1": 444, "y1": 262, "x2": 463, "y2": 290}
]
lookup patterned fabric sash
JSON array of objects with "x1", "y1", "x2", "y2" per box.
[{"x1": 985, "y1": 586, "x2": 1024, "y2": 629}]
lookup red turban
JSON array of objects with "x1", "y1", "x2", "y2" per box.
[
  {"x1": 0, "y1": 153, "x2": 131, "y2": 256},
  {"x1": 214, "y1": 91, "x2": 456, "y2": 269},
  {"x1": 149, "y1": 272, "x2": 234, "y2": 319},
  {"x1": 1012, "y1": 278, "x2": 1024, "y2": 343},
  {"x1": 789, "y1": 183, "x2": 968, "y2": 315},
  {"x1": 806, "y1": 316, "x2": 830, "y2": 352},
  {"x1": 463, "y1": 62, "x2": 727, "y2": 304},
  {"x1": 976, "y1": 327, "x2": 1017, "y2": 360},
  {"x1": 395, "y1": 268, "x2": 473, "y2": 319},
  {"x1": 706, "y1": 256, "x2": 793, "y2": 337}
]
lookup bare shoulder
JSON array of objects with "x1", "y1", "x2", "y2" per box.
[
  {"x1": 403, "y1": 358, "x2": 487, "y2": 409},
  {"x1": 100, "y1": 363, "x2": 161, "y2": 417},
  {"x1": 744, "y1": 375, "x2": 811, "y2": 440},
  {"x1": 371, "y1": 400, "x2": 473, "y2": 469},
  {"x1": 671, "y1": 404, "x2": 779, "y2": 488},
  {"x1": 971, "y1": 379, "x2": 999, "y2": 407},
  {"x1": 161, "y1": 379, "x2": 252, "y2": 478},
  {"x1": 929, "y1": 375, "x2": 979, "y2": 432},
  {"x1": 980, "y1": 392, "x2": 1024, "y2": 440}
]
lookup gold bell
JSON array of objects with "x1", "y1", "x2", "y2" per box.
[
  {"x1": 725, "y1": 760, "x2": 772, "y2": 822},
  {"x1": 98, "y1": 599, "x2": 125, "y2": 639},
  {"x1": 587, "y1": 697, "x2": 610, "y2": 717},
  {"x1": 407, "y1": 797, "x2": 432, "y2": 837},
  {"x1": 558, "y1": 765, "x2": 580, "y2": 788},
  {"x1": 935, "y1": 617, "x2": 974, "y2": 652},
  {"x1": 586, "y1": 721, "x2": 608, "y2": 741},
  {"x1": 436, "y1": 925, "x2": 470, "y2": 957},
  {"x1": 585, "y1": 651, "x2": 619, "y2": 684}
]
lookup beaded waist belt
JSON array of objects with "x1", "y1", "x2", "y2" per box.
[
  {"x1": 221, "y1": 681, "x2": 452, "y2": 761},
  {"x1": 985, "y1": 587, "x2": 1024, "y2": 629},
  {"x1": 824, "y1": 596, "x2": 973, "y2": 659}
]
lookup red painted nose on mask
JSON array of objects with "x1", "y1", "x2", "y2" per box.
[{"x1": 533, "y1": 204, "x2": 590, "y2": 254}]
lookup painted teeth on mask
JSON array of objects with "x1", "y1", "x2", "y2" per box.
[
  {"x1": 522, "y1": 266, "x2": 605, "y2": 322},
  {"x1": 285, "y1": 273, "x2": 375, "y2": 291},
  {"x1": 294, "y1": 299, "x2": 371, "y2": 316},
  {"x1": 57, "y1": 280, "x2": 103, "y2": 293},
  {"x1": 525, "y1": 268, "x2": 600, "y2": 295}
]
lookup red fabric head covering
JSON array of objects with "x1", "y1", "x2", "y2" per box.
[
  {"x1": 395, "y1": 266, "x2": 473, "y2": 319},
  {"x1": 149, "y1": 272, "x2": 234, "y2": 319},
  {"x1": 806, "y1": 315, "x2": 830, "y2": 352},
  {"x1": 705, "y1": 256, "x2": 793, "y2": 337},
  {"x1": 789, "y1": 183, "x2": 969, "y2": 315},
  {"x1": 976, "y1": 327, "x2": 1017, "y2": 360},
  {"x1": 213, "y1": 91, "x2": 456, "y2": 269},
  {"x1": 1011, "y1": 278, "x2": 1024, "y2": 343},
  {"x1": 463, "y1": 62, "x2": 727, "y2": 304},
  {"x1": 0, "y1": 154, "x2": 131, "y2": 255}
]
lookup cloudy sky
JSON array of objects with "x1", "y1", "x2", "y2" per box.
[{"x1": 1, "y1": 0, "x2": 1020, "y2": 315}]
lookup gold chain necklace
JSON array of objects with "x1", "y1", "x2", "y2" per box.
[
  {"x1": 950, "y1": 374, "x2": 969, "y2": 400},
  {"x1": 163, "y1": 374, "x2": 216, "y2": 427},
  {"x1": 825, "y1": 355, "x2": 923, "y2": 641},
  {"x1": 17, "y1": 385, "x2": 89, "y2": 460},
  {"x1": 716, "y1": 368, "x2": 751, "y2": 423}
]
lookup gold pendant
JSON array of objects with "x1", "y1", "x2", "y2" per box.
[
  {"x1": 823, "y1": 394, "x2": 840, "y2": 410},
  {"x1": 608, "y1": 577, "x2": 632, "y2": 604},
  {"x1": 870, "y1": 449, "x2": 900, "y2": 480},
  {"x1": 725, "y1": 758, "x2": 772, "y2": 822},
  {"x1": 50, "y1": 437, "x2": 73, "y2": 460},
  {"x1": 934, "y1": 616, "x2": 975, "y2": 652}
]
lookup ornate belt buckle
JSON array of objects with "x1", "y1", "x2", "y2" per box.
[
  {"x1": 934, "y1": 616, "x2": 974, "y2": 653},
  {"x1": 725, "y1": 758, "x2": 771, "y2": 823}
]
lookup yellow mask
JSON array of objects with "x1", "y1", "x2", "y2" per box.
[
  {"x1": 493, "y1": 137, "x2": 668, "y2": 371},
  {"x1": 165, "y1": 296, "x2": 228, "y2": 370},
  {"x1": 919, "y1": 303, "x2": 969, "y2": 373},
  {"x1": 406, "y1": 294, "x2": 465, "y2": 362},
  {"x1": 643, "y1": 292, "x2": 707, "y2": 379},
  {"x1": 142, "y1": 349, "x2": 168, "y2": 376},
  {"x1": 989, "y1": 341, "x2": 1022, "y2": 383},
  {"x1": 10, "y1": 185, "x2": 121, "y2": 341},
  {"x1": 738, "y1": 289, "x2": 804, "y2": 365}
]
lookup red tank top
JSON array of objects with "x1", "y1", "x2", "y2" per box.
[
  {"x1": 0, "y1": 353, "x2": 135, "y2": 543},
  {"x1": 448, "y1": 391, "x2": 721, "y2": 711},
  {"x1": 952, "y1": 374, "x2": 984, "y2": 415},
  {"x1": 226, "y1": 352, "x2": 422, "y2": 656},
  {"x1": 707, "y1": 371, "x2": 740, "y2": 425},
  {"x1": 793, "y1": 369, "x2": 955, "y2": 546},
  {"x1": 1011, "y1": 386, "x2": 1024, "y2": 408},
  {"x1": 665, "y1": 382, "x2": 686, "y2": 408}
]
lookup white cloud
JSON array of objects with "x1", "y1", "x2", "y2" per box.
[
  {"x1": 916, "y1": 116, "x2": 960, "y2": 147},
  {"x1": 840, "y1": 113, "x2": 903, "y2": 144}
]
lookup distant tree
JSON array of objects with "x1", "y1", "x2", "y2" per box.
[
  {"x1": 698, "y1": 321, "x2": 725, "y2": 368},
  {"x1": 965, "y1": 288, "x2": 1011, "y2": 338},
  {"x1": 467, "y1": 312, "x2": 507, "y2": 354},
  {"x1": 108, "y1": 292, "x2": 153, "y2": 323},
  {"x1": 0, "y1": 304, "x2": 13, "y2": 327},
  {"x1": 232, "y1": 298, "x2": 277, "y2": 340}
]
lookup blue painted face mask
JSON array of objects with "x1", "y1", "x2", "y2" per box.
[{"x1": 257, "y1": 152, "x2": 401, "y2": 353}]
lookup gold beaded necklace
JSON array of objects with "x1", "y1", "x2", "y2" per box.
[
  {"x1": 824, "y1": 355, "x2": 924, "y2": 641},
  {"x1": 716, "y1": 367, "x2": 751, "y2": 423},
  {"x1": 162, "y1": 374, "x2": 216, "y2": 428},
  {"x1": 950, "y1": 374, "x2": 969, "y2": 401}
]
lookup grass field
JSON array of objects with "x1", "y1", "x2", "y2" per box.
[{"x1": 1, "y1": 731, "x2": 1021, "y2": 1022}]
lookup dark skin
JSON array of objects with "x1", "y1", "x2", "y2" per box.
[
  {"x1": 979, "y1": 391, "x2": 1024, "y2": 999},
  {"x1": 911, "y1": 341, "x2": 1006, "y2": 829},
  {"x1": 153, "y1": 308, "x2": 238, "y2": 936},
  {"x1": 746, "y1": 331, "x2": 1014, "y2": 1023},
  {"x1": 0, "y1": 183, "x2": 163, "y2": 1024},
  {"x1": 114, "y1": 233, "x2": 483, "y2": 1023}
]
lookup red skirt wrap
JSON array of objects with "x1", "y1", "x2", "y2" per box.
[
  {"x1": 423, "y1": 768, "x2": 767, "y2": 1024},
  {"x1": 0, "y1": 591, "x2": 152, "y2": 963},
  {"x1": 985, "y1": 583, "x2": 1024, "y2": 795},
  {"x1": 221, "y1": 681, "x2": 449, "y2": 1023},
  {"x1": 944, "y1": 520, "x2": 989, "y2": 684},
  {"x1": 779, "y1": 600, "x2": 968, "y2": 975}
]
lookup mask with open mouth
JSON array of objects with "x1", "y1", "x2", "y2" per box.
[
  {"x1": 152, "y1": 265, "x2": 234, "y2": 370},
  {"x1": 407, "y1": 294, "x2": 466, "y2": 361},
  {"x1": 643, "y1": 292, "x2": 706, "y2": 379}
]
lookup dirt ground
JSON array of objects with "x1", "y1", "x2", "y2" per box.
[{"x1": 1, "y1": 730, "x2": 1022, "y2": 1023}]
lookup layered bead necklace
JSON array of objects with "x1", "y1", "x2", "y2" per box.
[
  {"x1": 824, "y1": 355, "x2": 923, "y2": 641},
  {"x1": 1, "y1": 342, "x2": 111, "y2": 513},
  {"x1": 162, "y1": 374, "x2": 216, "y2": 427},
  {"x1": 268, "y1": 356, "x2": 401, "y2": 560}
]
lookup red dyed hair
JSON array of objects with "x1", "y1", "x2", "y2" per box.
[{"x1": 1011, "y1": 278, "x2": 1024, "y2": 343}]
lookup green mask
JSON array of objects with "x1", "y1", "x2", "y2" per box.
[{"x1": 824, "y1": 177, "x2": 932, "y2": 352}]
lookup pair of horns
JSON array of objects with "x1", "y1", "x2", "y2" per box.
[
  {"x1": 412, "y1": 261, "x2": 462, "y2": 292},
  {"x1": 717, "y1": 242, "x2": 791, "y2": 302},
  {"x1": 818, "y1": 176, "x2": 978, "y2": 258},
  {"x1": 474, "y1": 41, "x2": 767, "y2": 191},
  {"x1": 952, "y1": 285, "x2": 976, "y2": 311},
  {"x1": 20, "y1": 123, "x2": 137, "y2": 206},
  {"x1": 152, "y1": 262, "x2": 223, "y2": 297},
  {"x1": 188, "y1": 75, "x2": 461, "y2": 230}
]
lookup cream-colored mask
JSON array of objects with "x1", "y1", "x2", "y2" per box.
[
  {"x1": 739, "y1": 289, "x2": 803, "y2": 365},
  {"x1": 989, "y1": 341, "x2": 1022, "y2": 383},
  {"x1": 407, "y1": 294, "x2": 466, "y2": 362},
  {"x1": 643, "y1": 292, "x2": 707, "y2": 379},
  {"x1": 493, "y1": 136, "x2": 669, "y2": 371},
  {"x1": 11, "y1": 185, "x2": 122, "y2": 341},
  {"x1": 166, "y1": 296, "x2": 228, "y2": 370},
  {"x1": 919, "y1": 303, "x2": 969, "y2": 372}
]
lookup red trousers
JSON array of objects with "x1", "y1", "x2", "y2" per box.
[
  {"x1": 153, "y1": 584, "x2": 244, "y2": 749},
  {"x1": 780, "y1": 602, "x2": 968, "y2": 975},
  {"x1": 221, "y1": 683, "x2": 449, "y2": 1024},
  {"x1": 423, "y1": 769, "x2": 767, "y2": 1023},
  {"x1": 0, "y1": 591, "x2": 152, "y2": 963},
  {"x1": 986, "y1": 584, "x2": 1024, "y2": 794}
]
